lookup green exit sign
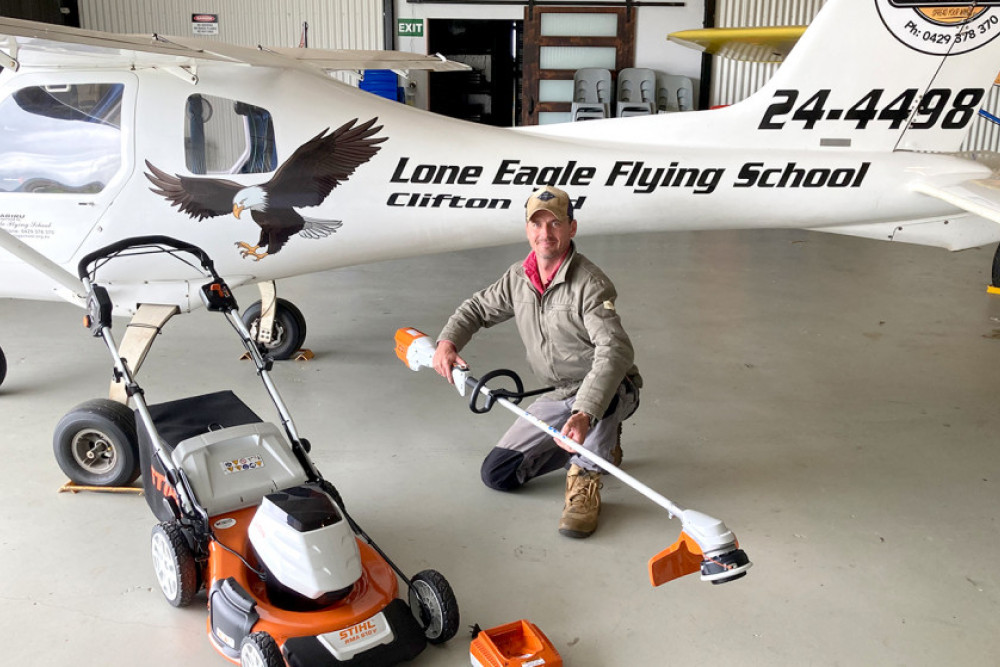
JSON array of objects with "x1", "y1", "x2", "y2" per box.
[{"x1": 397, "y1": 18, "x2": 424, "y2": 37}]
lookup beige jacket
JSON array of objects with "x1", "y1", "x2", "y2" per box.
[{"x1": 438, "y1": 244, "x2": 641, "y2": 420}]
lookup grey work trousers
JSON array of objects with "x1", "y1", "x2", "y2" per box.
[{"x1": 480, "y1": 378, "x2": 639, "y2": 490}]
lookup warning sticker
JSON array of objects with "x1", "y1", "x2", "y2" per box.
[{"x1": 222, "y1": 455, "x2": 264, "y2": 474}]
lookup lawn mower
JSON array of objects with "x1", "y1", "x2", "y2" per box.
[
  {"x1": 395, "y1": 327, "x2": 752, "y2": 587},
  {"x1": 70, "y1": 236, "x2": 460, "y2": 667}
]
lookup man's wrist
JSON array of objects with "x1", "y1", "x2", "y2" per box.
[{"x1": 572, "y1": 410, "x2": 596, "y2": 427}]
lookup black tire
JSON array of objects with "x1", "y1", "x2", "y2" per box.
[
  {"x1": 53, "y1": 398, "x2": 140, "y2": 487},
  {"x1": 992, "y1": 243, "x2": 1000, "y2": 288},
  {"x1": 0, "y1": 345, "x2": 6, "y2": 388},
  {"x1": 240, "y1": 631, "x2": 284, "y2": 667},
  {"x1": 408, "y1": 569, "x2": 460, "y2": 645},
  {"x1": 151, "y1": 521, "x2": 198, "y2": 608},
  {"x1": 241, "y1": 298, "x2": 307, "y2": 360}
]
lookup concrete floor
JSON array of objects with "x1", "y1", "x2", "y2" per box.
[{"x1": 2, "y1": 229, "x2": 1000, "y2": 666}]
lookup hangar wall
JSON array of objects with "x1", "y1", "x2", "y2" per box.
[
  {"x1": 395, "y1": 0, "x2": 702, "y2": 80},
  {"x1": 78, "y1": 0, "x2": 384, "y2": 51},
  {"x1": 711, "y1": 0, "x2": 825, "y2": 106},
  {"x1": 961, "y1": 86, "x2": 1000, "y2": 155}
]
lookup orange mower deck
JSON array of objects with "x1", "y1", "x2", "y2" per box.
[{"x1": 204, "y1": 505, "x2": 399, "y2": 663}]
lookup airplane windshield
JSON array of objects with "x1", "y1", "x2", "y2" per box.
[{"x1": 0, "y1": 82, "x2": 123, "y2": 194}]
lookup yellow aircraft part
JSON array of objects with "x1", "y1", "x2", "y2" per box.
[
  {"x1": 671, "y1": 25, "x2": 1000, "y2": 84},
  {"x1": 667, "y1": 26, "x2": 806, "y2": 63}
]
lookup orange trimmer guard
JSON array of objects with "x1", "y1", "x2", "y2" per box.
[
  {"x1": 470, "y1": 619, "x2": 562, "y2": 667},
  {"x1": 648, "y1": 531, "x2": 705, "y2": 587}
]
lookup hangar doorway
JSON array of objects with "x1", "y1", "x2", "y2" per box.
[{"x1": 427, "y1": 19, "x2": 523, "y2": 127}]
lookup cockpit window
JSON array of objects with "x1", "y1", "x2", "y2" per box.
[
  {"x1": 0, "y1": 83, "x2": 123, "y2": 194},
  {"x1": 185, "y1": 94, "x2": 277, "y2": 175}
]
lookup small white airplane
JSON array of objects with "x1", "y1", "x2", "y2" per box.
[{"x1": 3, "y1": 0, "x2": 1000, "y2": 393}]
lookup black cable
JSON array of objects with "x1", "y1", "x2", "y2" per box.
[{"x1": 211, "y1": 531, "x2": 268, "y2": 580}]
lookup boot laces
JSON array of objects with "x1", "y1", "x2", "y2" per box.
[{"x1": 568, "y1": 472, "x2": 602, "y2": 510}]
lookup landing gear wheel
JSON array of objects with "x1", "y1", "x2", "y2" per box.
[
  {"x1": 408, "y1": 569, "x2": 460, "y2": 645},
  {"x1": 53, "y1": 398, "x2": 139, "y2": 487},
  {"x1": 151, "y1": 521, "x2": 198, "y2": 607},
  {"x1": 240, "y1": 631, "x2": 283, "y2": 667},
  {"x1": 0, "y1": 345, "x2": 6, "y2": 388},
  {"x1": 241, "y1": 298, "x2": 306, "y2": 360}
]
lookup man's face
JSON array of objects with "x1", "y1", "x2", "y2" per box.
[{"x1": 526, "y1": 210, "x2": 576, "y2": 261}]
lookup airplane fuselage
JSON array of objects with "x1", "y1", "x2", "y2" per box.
[{"x1": 10, "y1": 0, "x2": 1000, "y2": 313}]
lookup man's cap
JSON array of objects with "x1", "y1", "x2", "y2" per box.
[{"x1": 525, "y1": 185, "x2": 574, "y2": 223}]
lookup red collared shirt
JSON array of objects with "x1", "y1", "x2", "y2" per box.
[{"x1": 523, "y1": 249, "x2": 569, "y2": 294}]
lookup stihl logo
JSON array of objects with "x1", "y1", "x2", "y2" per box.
[
  {"x1": 339, "y1": 620, "x2": 378, "y2": 644},
  {"x1": 149, "y1": 465, "x2": 178, "y2": 502}
]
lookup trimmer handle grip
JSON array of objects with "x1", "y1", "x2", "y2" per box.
[
  {"x1": 467, "y1": 369, "x2": 553, "y2": 414},
  {"x1": 468, "y1": 369, "x2": 524, "y2": 414}
]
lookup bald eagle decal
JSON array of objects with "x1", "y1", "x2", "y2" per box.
[{"x1": 145, "y1": 117, "x2": 386, "y2": 261}]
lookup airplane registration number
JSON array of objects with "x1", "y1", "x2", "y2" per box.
[{"x1": 759, "y1": 87, "x2": 985, "y2": 131}]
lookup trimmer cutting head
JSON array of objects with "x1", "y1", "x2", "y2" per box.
[
  {"x1": 648, "y1": 530, "x2": 752, "y2": 586},
  {"x1": 700, "y1": 547, "x2": 752, "y2": 585}
]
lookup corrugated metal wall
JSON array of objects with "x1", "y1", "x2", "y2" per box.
[
  {"x1": 79, "y1": 0, "x2": 383, "y2": 52},
  {"x1": 960, "y1": 86, "x2": 1000, "y2": 153},
  {"x1": 711, "y1": 0, "x2": 825, "y2": 107}
]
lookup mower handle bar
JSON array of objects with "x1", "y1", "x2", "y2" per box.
[{"x1": 77, "y1": 235, "x2": 219, "y2": 281}]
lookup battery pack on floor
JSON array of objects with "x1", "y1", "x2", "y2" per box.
[{"x1": 470, "y1": 620, "x2": 562, "y2": 667}]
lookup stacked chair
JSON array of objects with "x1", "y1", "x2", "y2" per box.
[
  {"x1": 616, "y1": 67, "x2": 657, "y2": 117},
  {"x1": 568, "y1": 68, "x2": 694, "y2": 121},
  {"x1": 655, "y1": 73, "x2": 694, "y2": 113},
  {"x1": 571, "y1": 67, "x2": 613, "y2": 121}
]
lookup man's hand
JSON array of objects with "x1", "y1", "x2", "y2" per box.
[
  {"x1": 558, "y1": 412, "x2": 592, "y2": 452},
  {"x1": 432, "y1": 339, "x2": 466, "y2": 384}
]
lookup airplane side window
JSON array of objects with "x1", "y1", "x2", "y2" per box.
[
  {"x1": 185, "y1": 94, "x2": 277, "y2": 175},
  {"x1": 0, "y1": 83, "x2": 123, "y2": 194}
]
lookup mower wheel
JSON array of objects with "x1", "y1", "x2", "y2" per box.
[
  {"x1": 0, "y1": 345, "x2": 6, "y2": 388},
  {"x1": 151, "y1": 522, "x2": 198, "y2": 608},
  {"x1": 241, "y1": 298, "x2": 306, "y2": 360},
  {"x1": 240, "y1": 631, "x2": 284, "y2": 667},
  {"x1": 408, "y1": 569, "x2": 460, "y2": 645},
  {"x1": 53, "y1": 398, "x2": 140, "y2": 487}
]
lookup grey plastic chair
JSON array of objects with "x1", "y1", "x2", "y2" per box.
[
  {"x1": 655, "y1": 73, "x2": 694, "y2": 113},
  {"x1": 616, "y1": 68, "x2": 656, "y2": 117},
  {"x1": 571, "y1": 68, "x2": 612, "y2": 121}
]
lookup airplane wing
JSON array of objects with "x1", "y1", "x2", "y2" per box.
[
  {"x1": 911, "y1": 177, "x2": 1000, "y2": 226},
  {"x1": 0, "y1": 16, "x2": 469, "y2": 73},
  {"x1": 667, "y1": 26, "x2": 806, "y2": 63},
  {"x1": 258, "y1": 47, "x2": 471, "y2": 72}
]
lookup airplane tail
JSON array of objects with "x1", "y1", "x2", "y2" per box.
[{"x1": 719, "y1": 0, "x2": 1000, "y2": 153}]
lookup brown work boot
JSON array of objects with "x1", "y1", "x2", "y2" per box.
[
  {"x1": 559, "y1": 464, "x2": 602, "y2": 538},
  {"x1": 611, "y1": 423, "x2": 623, "y2": 467}
]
